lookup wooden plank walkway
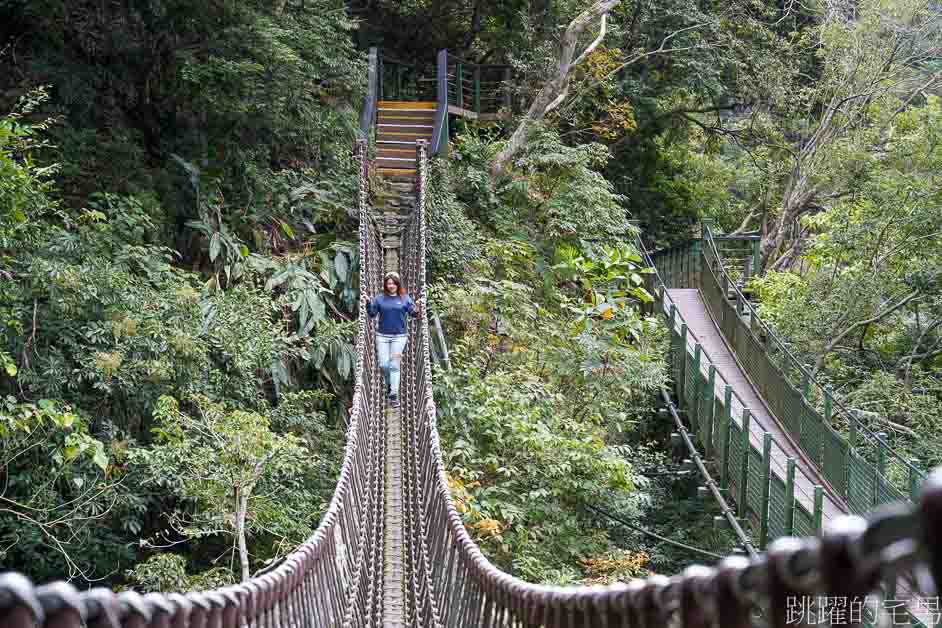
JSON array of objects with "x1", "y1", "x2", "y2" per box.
[
  {"x1": 668, "y1": 289, "x2": 845, "y2": 521},
  {"x1": 383, "y1": 404, "x2": 405, "y2": 627},
  {"x1": 669, "y1": 289, "x2": 932, "y2": 625}
]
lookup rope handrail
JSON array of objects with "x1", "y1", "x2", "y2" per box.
[
  {"x1": 3, "y1": 142, "x2": 942, "y2": 628},
  {"x1": 700, "y1": 224, "x2": 925, "y2": 489}
]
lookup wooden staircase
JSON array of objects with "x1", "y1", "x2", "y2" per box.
[
  {"x1": 374, "y1": 100, "x2": 433, "y2": 271},
  {"x1": 376, "y1": 101, "x2": 435, "y2": 177}
]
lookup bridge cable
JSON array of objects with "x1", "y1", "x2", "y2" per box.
[{"x1": 583, "y1": 503, "x2": 725, "y2": 560}]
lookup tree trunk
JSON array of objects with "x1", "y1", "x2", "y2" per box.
[
  {"x1": 491, "y1": 0, "x2": 620, "y2": 177},
  {"x1": 235, "y1": 487, "x2": 250, "y2": 582}
]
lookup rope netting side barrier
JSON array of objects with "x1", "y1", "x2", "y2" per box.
[
  {"x1": 0, "y1": 139, "x2": 387, "y2": 628},
  {"x1": 393, "y1": 143, "x2": 942, "y2": 626},
  {"x1": 4, "y1": 139, "x2": 942, "y2": 628}
]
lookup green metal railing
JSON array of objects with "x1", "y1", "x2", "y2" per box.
[
  {"x1": 378, "y1": 52, "x2": 436, "y2": 102},
  {"x1": 642, "y1": 230, "x2": 928, "y2": 626},
  {"x1": 637, "y1": 235, "x2": 826, "y2": 549},
  {"x1": 443, "y1": 51, "x2": 512, "y2": 116},
  {"x1": 698, "y1": 223, "x2": 926, "y2": 510}
]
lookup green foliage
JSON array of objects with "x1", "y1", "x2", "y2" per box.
[
  {"x1": 749, "y1": 94, "x2": 942, "y2": 468},
  {"x1": 425, "y1": 158, "x2": 484, "y2": 280},
  {"x1": 131, "y1": 394, "x2": 314, "y2": 580},
  {"x1": 432, "y1": 232, "x2": 668, "y2": 582},
  {"x1": 0, "y1": 87, "x2": 60, "y2": 251},
  {"x1": 454, "y1": 125, "x2": 627, "y2": 245},
  {"x1": 125, "y1": 554, "x2": 234, "y2": 593},
  {"x1": 0, "y1": 396, "x2": 144, "y2": 582}
]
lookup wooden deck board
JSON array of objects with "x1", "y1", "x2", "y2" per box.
[{"x1": 668, "y1": 289, "x2": 844, "y2": 521}]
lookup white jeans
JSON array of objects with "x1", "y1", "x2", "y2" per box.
[{"x1": 376, "y1": 333, "x2": 407, "y2": 397}]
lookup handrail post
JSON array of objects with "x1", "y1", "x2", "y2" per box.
[
  {"x1": 759, "y1": 432, "x2": 772, "y2": 549},
  {"x1": 692, "y1": 239, "x2": 701, "y2": 289},
  {"x1": 395, "y1": 63, "x2": 403, "y2": 100},
  {"x1": 721, "y1": 385, "x2": 733, "y2": 489},
  {"x1": 456, "y1": 62, "x2": 464, "y2": 109},
  {"x1": 360, "y1": 47, "x2": 379, "y2": 136},
  {"x1": 824, "y1": 385, "x2": 833, "y2": 422},
  {"x1": 431, "y1": 50, "x2": 449, "y2": 156},
  {"x1": 473, "y1": 66, "x2": 481, "y2": 113},
  {"x1": 739, "y1": 409, "x2": 751, "y2": 517},
  {"x1": 692, "y1": 344, "x2": 702, "y2": 430},
  {"x1": 875, "y1": 432, "x2": 888, "y2": 505},
  {"x1": 502, "y1": 67, "x2": 512, "y2": 111},
  {"x1": 785, "y1": 457, "x2": 796, "y2": 534},
  {"x1": 752, "y1": 238, "x2": 761, "y2": 277},
  {"x1": 813, "y1": 486, "x2": 824, "y2": 533},
  {"x1": 678, "y1": 324, "x2": 688, "y2": 407},
  {"x1": 909, "y1": 460, "x2": 920, "y2": 500},
  {"x1": 705, "y1": 365, "x2": 716, "y2": 457}
]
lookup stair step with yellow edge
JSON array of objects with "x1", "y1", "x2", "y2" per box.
[
  {"x1": 377, "y1": 100, "x2": 436, "y2": 110},
  {"x1": 377, "y1": 168, "x2": 417, "y2": 177}
]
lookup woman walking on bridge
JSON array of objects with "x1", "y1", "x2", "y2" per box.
[{"x1": 366, "y1": 271, "x2": 421, "y2": 408}]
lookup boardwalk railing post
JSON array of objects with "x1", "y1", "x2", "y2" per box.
[
  {"x1": 785, "y1": 458, "x2": 796, "y2": 535},
  {"x1": 876, "y1": 432, "x2": 888, "y2": 506},
  {"x1": 502, "y1": 67, "x2": 512, "y2": 110},
  {"x1": 456, "y1": 62, "x2": 464, "y2": 108},
  {"x1": 824, "y1": 384, "x2": 833, "y2": 422},
  {"x1": 678, "y1": 324, "x2": 688, "y2": 408},
  {"x1": 705, "y1": 365, "x2": 716, "y2": 457},
  {"x1": 739, "y1": 409, "x2": 751, "y2": 518},
  {"x1": 721, "y1": 385, "x2": 733, "y2": 489},
  {"x1": 431, "y1": 50, "x2": 449, "y2": 156},
  {"x1": 752, "y1": 238, "x2": 761, "y2": 278},
  {"x1": 760, "y1": 432, "x2": 772, "y2": 549},
  {"x1": 472, "y1": 66, "x2": 481, "y2": 113},
  {"x1": 813, "y1": 485, "x2": 824, "y2": 533},
  {"x1": 692, "y1": 239, "x2": 702, "y2": 288},
  {"x1": 692, "y1": 344, "x2": 702, "y2": 430}
]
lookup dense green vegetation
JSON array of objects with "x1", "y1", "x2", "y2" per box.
[{"x1": 1, "y1": 0, "x2": 939, "y2": 591}]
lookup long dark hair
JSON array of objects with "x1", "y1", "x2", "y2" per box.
[{"x1": 384, "y1": 274, "x2": 406, "y2": 297}]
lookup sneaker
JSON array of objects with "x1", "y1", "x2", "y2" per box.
[{"x1": 389, "y1": 395, "x2": 399, "y2": 408}]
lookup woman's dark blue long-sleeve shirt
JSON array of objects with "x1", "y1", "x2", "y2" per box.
[{"x1": 366, "y1": 293, "x2": 418, "y2": 335}]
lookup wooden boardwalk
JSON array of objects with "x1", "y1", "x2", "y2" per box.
[
  {"x1": 668, "y1": 289, "x2": 845, "y2": 522},
  {"x1": 669, "y1": 289, "x2": 932, "y2": 625}
]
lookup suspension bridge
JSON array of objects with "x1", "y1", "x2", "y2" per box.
[{"x1": 2, "y1": 49, "x2": 942, "y2": 628}]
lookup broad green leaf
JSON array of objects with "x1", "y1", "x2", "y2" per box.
[
  {"x1": 93, "y1": 446, "x2": 109, "y2": 472},
  {"x1": 209, "y1": 233, "x2": 221, "y2": 262}
]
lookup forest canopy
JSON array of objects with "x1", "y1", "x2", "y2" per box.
[{"x1": 1, "y1": 0, "x2": 940, "y2": 590}]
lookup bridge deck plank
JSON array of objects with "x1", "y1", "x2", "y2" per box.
[
  {"x1": 668, "y1": 289, "x2": 843, "y2": 521},
  {"x1": 669, "y1": 289, "x2": 930, "y2": 625}
]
